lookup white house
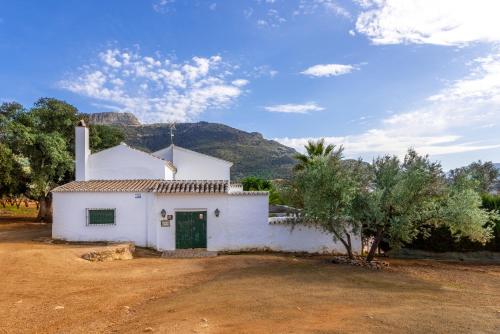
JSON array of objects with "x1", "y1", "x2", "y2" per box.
[{"x1": 52, "y1": 121, "x2": 361, "y2": 254}]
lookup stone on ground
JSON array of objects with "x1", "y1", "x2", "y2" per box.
[{"x1": 81, "y1": 243, "x2": 135, "y2": 262}]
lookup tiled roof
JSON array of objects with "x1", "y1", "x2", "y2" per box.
[
  {"x1": 52, "y1": 179, "x2": 264, "y2": 195},
  {"x1": 52, "y1": 180, "x2": 159, "y2": 193},
  {"x1": 229, "y1": 191, "x2": 268, "y2": 196},
  {"x1": 154, "y1": 180, "x2": 228, "y2": 193},
  {"x1": 53, "y1": 179, "x2": 269, "y2": 196}
]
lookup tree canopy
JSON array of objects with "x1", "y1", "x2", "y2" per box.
[
  {"x1": 287, "y1": 140, "x2": 497, "y2": 261},
  {"x1": 449, "y1": 160, "x2": 499, "y2": 194},
  {"x1": 0, "y1": 98, "x2": 124, "y2": 221}
]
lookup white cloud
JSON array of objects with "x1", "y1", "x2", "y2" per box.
[
  {"x1": 60, "y1": 48, "x2": 247, "y2": 123},
  {"x1": 257, "y1": 9, "x2": 287, "y2": 28},
  {"x1": 277, "y1": 51, "x2": 500, "y2": 160},
  {"x1": 247, "y1": 65, "x2": 278, "y2": 78},
  {"x1": 298, "y1": 0, "x2": 351, "y2": 18},
  {"x1": 355, "y1": 0, "x2": 500, "y2": 46},
  {"x1": 278, "y1": 132, "x2": 500, "y2": 158},
  {"x1": 251, "y1": 0, "x2": 350, "y2": 28},
  {"x1": 301, "y1": 63, "x2": 356, "y2": 77},
  {"x1": 153, "y1": 0, "x2": 175, "y2": 13},
  {"x1": 243, "y1": 7, "x2": 254, "y2": 18},
  {"x1": 265, "y1": 103, "x2": 324, "y2": 114},
  {"x1": 231, "y1": 79, "x2": 249, "y2": 87}
]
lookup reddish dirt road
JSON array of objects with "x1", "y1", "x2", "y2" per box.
[{"x1": 1, "y1": 221, "x2": 499, "y2": 333}]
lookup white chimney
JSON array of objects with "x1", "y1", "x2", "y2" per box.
[{"x1": 75, "y1": 120, "x2": 90, "y2": 181}]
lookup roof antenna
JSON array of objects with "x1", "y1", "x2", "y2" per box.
[{"x1": 168, "y1": 122, "x2": 176, "y2": 146}]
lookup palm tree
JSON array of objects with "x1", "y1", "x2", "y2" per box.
[{"x1": 293, "y1": 138, "x2": 341, "y2": 171}]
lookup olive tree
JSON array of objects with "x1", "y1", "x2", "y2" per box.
[
  {"x1": 0, "y1": 98, "x2": 125, "y2": 221},
  {"x1": 354, "y1": 150, "x2": 495, "y2": 262},
  {"x1": 449, "y1": 161, "x2": 499, "y2": 194},
  {"x1": 292, "y1": 147, "x2": 369, "y2": 259}
]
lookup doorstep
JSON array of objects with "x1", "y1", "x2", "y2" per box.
[{"x1": 161, "y1": 248, "x2": 218, "y2": 258}]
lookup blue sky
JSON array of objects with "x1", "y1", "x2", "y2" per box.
[{"x1": 1, "y1": 0, "x2": 500, "y2": 169}]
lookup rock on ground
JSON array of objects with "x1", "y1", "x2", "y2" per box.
[{"x1": 81, "y1": 243, "x2": 135, "y2": 262}]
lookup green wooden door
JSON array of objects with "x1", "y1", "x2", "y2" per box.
[{"x1": 175, "y1": 211, "x2": 207, "y2": 249}]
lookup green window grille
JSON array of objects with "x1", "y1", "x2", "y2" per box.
[{"x1": 87, "y1": 209, "x2": 115, "y2": 225}]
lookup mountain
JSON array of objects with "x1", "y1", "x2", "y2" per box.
[
  {"x1": 89, "y1": 112, "x2": 297, "y2": 179},
  {"x1": 89, "y1": 112, "x2": 141, "y2": 126}
]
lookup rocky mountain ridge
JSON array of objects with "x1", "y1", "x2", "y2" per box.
[{"x1": 89, "y1": 112, "x2": 141, "y2": 126}]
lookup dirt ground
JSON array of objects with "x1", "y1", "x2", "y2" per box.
[{"x1": 1, "y1": 219, "x2": 499, "y2": 334}]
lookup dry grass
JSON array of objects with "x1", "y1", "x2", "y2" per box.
[{"x1": 0, "y1": 220, "x2": 499, "y2": 334}]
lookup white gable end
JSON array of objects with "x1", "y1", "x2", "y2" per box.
[
  {"x1": 153, "y1": 145, "x2": 232, "y2": 181},
  {"x1": 89, "y1": 144, "x2": 175, "y2": 180}
]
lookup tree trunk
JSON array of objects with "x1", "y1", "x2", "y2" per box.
[
  {"x1": 343, "y1": 229, "x2": 354, "y2": 259},
  {"x1": 344, "y1": 242, "x2": 354, "y2": 259},
  {"x1": 37, "y1": 195, "x2": 53, "y2": 223},
  {"x1": 0, "y1": 199, "x2": 5, "y2": 208},
  {"x1": 332, "y1": 229, "x2": 354, "y2": 259},
  {"x1": 366, "y1": 227, "x2": 384, "y2": 262}
]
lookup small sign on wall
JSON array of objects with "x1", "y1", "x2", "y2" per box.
[
  {"x1": 134, "y1": 193, "x2": 141, "y2": 199},
  {"x1": 160, "y1": 219, "x2": 170, "y2": 227}
]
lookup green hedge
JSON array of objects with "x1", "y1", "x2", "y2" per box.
[{"x1": 408, "y1": 194, "x2": 500, "y2": 252}]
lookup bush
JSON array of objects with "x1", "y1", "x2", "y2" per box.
[
  {"x1": 407, "y1": 194, "x2": 500, "y2": 252},
  {"x1": 482, "y1": 194, "x2": 500, "y2": 251},
  {"x1": 241, "y1": 176, "x2": 283, "y2": 205}
]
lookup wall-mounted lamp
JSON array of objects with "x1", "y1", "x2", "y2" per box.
[
  {"x1": 160, "y1": 209, "x2": 167, "y2": 218},
  {"x1": 214, "y1": 208, "x2": 220, "y2": 217}
]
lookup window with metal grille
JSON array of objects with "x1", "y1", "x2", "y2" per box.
[{"x1": 87, "y1": 209, "x2": 115, "y2": 225}]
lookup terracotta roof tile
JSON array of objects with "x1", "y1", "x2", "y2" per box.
[
  {"x1": 53, "y1": 179, "x2": 238, "y2": 194},
  {"x1": 52, "y1": 180, "x2": 159, "y2": 193},
  {"x1": 154, "y1": 180, "x2": 228, "y2": 193},
  {"x1": 229, "y1": 191, "x2": 268, "y2": 196}
]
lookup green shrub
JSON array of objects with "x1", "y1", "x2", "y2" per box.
[
  {"x1": 407, "y1": 194, "x2": 500, "y2": 252},
  {"x1": 241, "y1": 176, "x2": 283, "y2": 205}
]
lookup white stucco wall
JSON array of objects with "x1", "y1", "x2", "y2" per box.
[
  {"x1": 88, "y1": 144, "x2": 174, "y2": 180},
  {"x1": 52, "y1": 192, "x2": 153, "y2": 246},
  {"x1": 151, "y1": 194, "x2": 360, "y2": 254},
  {"x1": 153, "y1": 146, "x2": 231, "y2": 181},
  {"x1": 150, "y1": 194, "x2": 268, "y2": 251},
  {"x1": 53, "y1": 192, "x2": 361, "y2": 254}
]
